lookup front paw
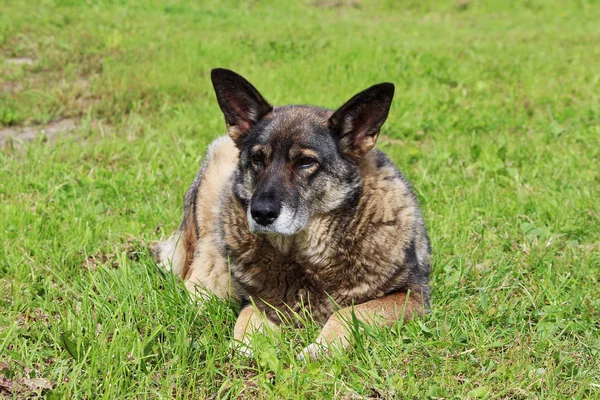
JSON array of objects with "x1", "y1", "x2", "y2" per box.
[
  {"x1": 230, "y1": 340, "x2": 254, "y2": 358},
  {"x1": 298, "y1": 342, "x2": 328, "y2": 361}
]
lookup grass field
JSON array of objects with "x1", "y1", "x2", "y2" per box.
[{"x1": 1, "y1": 0, "x2": 599, "y2": 398}]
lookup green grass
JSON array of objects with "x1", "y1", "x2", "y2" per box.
[{"x1": 1, "y1": 0, "x2": 599, "y2": 398}]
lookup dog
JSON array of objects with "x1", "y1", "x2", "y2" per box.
[{"x1": 151, "y1": 68, "x2": 431, "y2": 359}]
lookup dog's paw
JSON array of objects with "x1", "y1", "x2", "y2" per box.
[
  {"x1": 297, "y1": 342, "x2": 328, "y2": 362},
  {"x1": 230, "y1": 341, "x2": 254, "y2": 358}
]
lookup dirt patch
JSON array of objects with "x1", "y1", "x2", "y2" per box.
[
  {"x1": 82, "y1": 236, "x2": 146, "y2": 271},
  {"x1": 0, "y1": 119, "x2": 78, "y2": 147},
  {"x1": 1, "y1": 80, "x2": 23, "y2": 94},
  {"x1": 0, "y1": 376, "x2": 54, "y2": 398},
  {"x1": 4, "y1": 57, "x2": 36, "y2": 66},
  {"x1": 311, "y1": 0, "x2": 361, "y2": 8},
  {"x1": 0, "y1": 359, "x2": 54, "y2": 398}
]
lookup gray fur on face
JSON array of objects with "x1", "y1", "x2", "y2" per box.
[
  {"x1": 234, "y1": 105, "x2": 364, "y2": 235},
  {"x1": 246, "y1": 203, "x2": 309, "y2": 235}
]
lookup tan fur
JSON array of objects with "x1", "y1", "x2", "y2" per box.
[
  {"x1": 155, "y1": 136, "x2": 239, "y2": 299},
  {"x1": 300, "y1": 290, "x2": 425, "y2": 360},
  {"x1": 233, "y1": 305, "x2": 278, "y2": 345},
  {"x1": 185, "y1": 136, "x2": 238, "y2": 298}
]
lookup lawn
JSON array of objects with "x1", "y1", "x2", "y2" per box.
[{"x1": 1, "y1": 0, "x2": 599, "y2": 398}]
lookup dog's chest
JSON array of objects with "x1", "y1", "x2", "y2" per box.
[
  {"x1": 219, "y1": 177, "x2": 412, "y2": 324},
  {"x1": 226, "y1": 219, "x2": 395, "y2": 324}
]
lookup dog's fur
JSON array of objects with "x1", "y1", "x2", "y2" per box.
[{"x1": 152, "y1": 69, "x2": 431, "y2": 359}]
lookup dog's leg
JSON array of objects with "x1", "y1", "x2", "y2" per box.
[
  {"x1": 151, "y1": 136, "x2": 239, "y2": 292},
  {"x1": 184, "y1": 242, "x2": 233, "y2": 300},
  {"x1": 299, "y1": 290, "x2": 426, "y2": 360},
  {"x1": 232, "y1": 304, "x2": 279, "y2": 357}
]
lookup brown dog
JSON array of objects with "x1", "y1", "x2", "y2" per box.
[{"x1": 152, "y1": 68, "x2": 431, "y2": 359}]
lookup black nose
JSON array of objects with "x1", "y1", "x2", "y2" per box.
[{"x1": 250, "y1": 197, "x2": 281, "y2": 226}]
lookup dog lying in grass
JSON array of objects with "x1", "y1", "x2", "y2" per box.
[{"x1": 152, "y1": 68, "x2": 431, "y2": 359}]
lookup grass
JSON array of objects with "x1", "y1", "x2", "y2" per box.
[{"x1": 1, "y1": 0, "x2": 599, "y2": 398}]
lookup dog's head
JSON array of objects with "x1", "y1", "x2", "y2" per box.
[{"x1": 211, "y1": 68, "x2": 394, "y2": 235}]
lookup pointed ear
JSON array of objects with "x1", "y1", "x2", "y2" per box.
[
  {"x1": 211, "y1": 68, "x2": 273, "y2": 147},
  {"x1": 328, "y1": 83, "x2": 395, "y2": 160}
]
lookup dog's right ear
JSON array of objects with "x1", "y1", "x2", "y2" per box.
[
  {"x1": 211, "y1": 68, "x2": 273, "y2": 147},
  {"x1": 329, "y1": 82, "x2": 394, "y2": 161}
]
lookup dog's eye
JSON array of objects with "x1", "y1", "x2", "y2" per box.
[
  {"x1": 297, "y1": 157, "x2": 317, "y2": 169},
  {"x1": 250, "y1": 153, "x2": 265, "y2": 167}
]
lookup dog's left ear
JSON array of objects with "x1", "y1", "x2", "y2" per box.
[
  {"x1": 211, "y1": 68, "x2": 273, "y2": 147},
  {"x1": 329, "y1": 83, "x2": 395, "y2": 160}
]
